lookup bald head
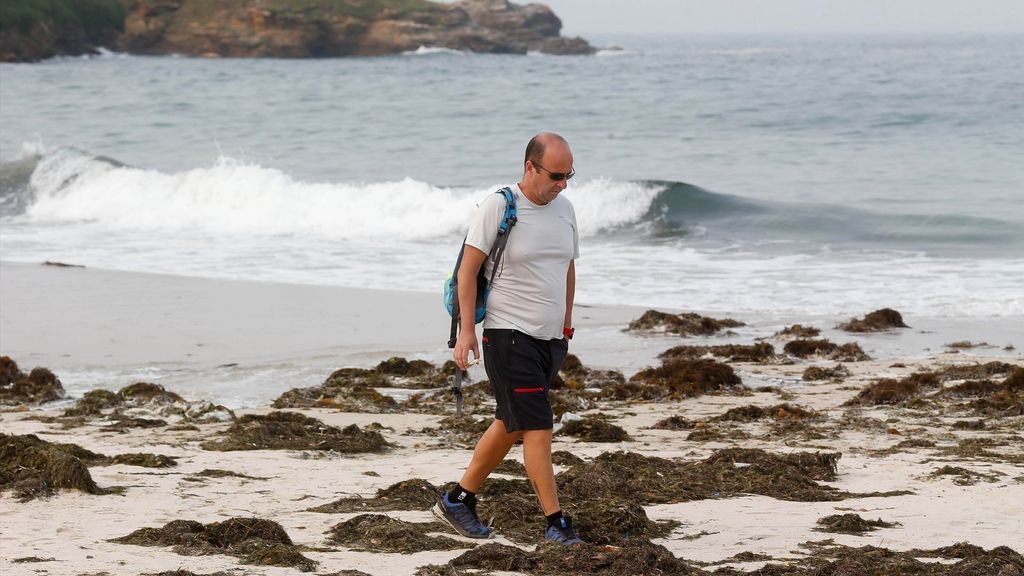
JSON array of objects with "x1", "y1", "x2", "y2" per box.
[{"x1": 524, "y1": 132, "x2": 569, "y2": 168}]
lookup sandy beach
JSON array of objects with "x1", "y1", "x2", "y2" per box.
[{"x1": 2, "y1": 261, "x2": 1023, "y2": 575}]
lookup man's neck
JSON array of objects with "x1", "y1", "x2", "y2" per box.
[{"x1": 517, "y1": 181, "x2": 548, "y2": 206}]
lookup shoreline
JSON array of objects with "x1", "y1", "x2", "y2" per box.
[{"x1": 1, "y1": 259, "x2": 1022, "y2": 575}]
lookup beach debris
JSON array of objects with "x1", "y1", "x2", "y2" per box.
[
  {"x1": 556, "y1": 449, "x2": 844, "y2": 506},
  {"x1": 0, "y1": 357, "x2": 65, "y2": 406},
  {"x1": 927, "y1": 465, "x2": 1003, "y2": 486},
  {"x1": 551, "y1": 450, "x2": 584, "y2": 466},
  {"x1": 774, "y1": 324, "x2": 822, "y2": 338},
  {"x1": 200, "y1": 411, "x2": 390, "y2": 453},
  {"x1": 842, "y1": 372, "x2": 939, "y2": 406},
  {"x1": 815, "y1": 513, "x2": 899, "y2": 535},
  {"x1": 183, "y1": 468, "x2": 268, "y2": 483},
  {"x1": 711, "y1": 403, "x2": 819, "y2": 422},
  {"x1": 494, "y1": 459, "x2": 527, "y2": 476},
  {"x1": 414, "y1": 415, "x2": 492, "y2": 448},
  {"x1": 63, "y1": 382, "x2": 234, "y2": 424},
  {"x1": 615, "y1": 358, "x2": 745, "y2": 401},
  {"x1": 626, "y1": 310, "x2": 745, "y2": 336},
  {"x1": 418, "y1": 539, "x2": 703, "y2": 576},
  {"x1": 326, "y1": 514, "x2": 471, "y2": 553},
  {"x1": 107, "y1": 452, "x2": 177, "y2": 468},
  {"x1": 787, "y1": 541, "x2": 1024, "y2": 575},
  {"x1": 952, "y1": 419, "x2": 986, "y2": 430},
  {"x1": 559, "y1": 354, "x2": 626, "y2": 389},
  {"x1": 843, "y1": 365, "x2": 1023, "y2": 416},
  {"x1": 0, "y1": 433, "x2": 114, "y2": 501},
  {"x1": 308, "y1": 478, "x2": 440, "y2": 513},
  {"x1": 42, "y1": 260, "x2": 84, "y2": 268},
  {"x1": 784, "y1": 339, "x2": 870, "y2": 361},
  {"x1": 112, "y1": 517, "x2": 317, "y2": 571},
  {"x1": 658, "y1": 342, "x2": 778, "y2": 363},
  {"x1": 837, "y1": 308, "x2": 909, "y2": 332},
  {"x1": 650, "y1": 415, "x2": 696, "y2": 430},
  {"x1": 803, "y1": 364, "x2": 852, "y2": 381},
  {"x1": 686, "y1": 428, "x2": 751, "y2": 442},
  {"x1": 141, "y1": 571, "x2": 234, "y2": 576},
  {"x1": 274, "y1": 357, "x2": 454, "y2": 412},
  {"x1": 559, "y1": 414, "x2": 632, "y2": 442}
]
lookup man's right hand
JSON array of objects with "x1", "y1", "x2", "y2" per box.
[{"x1": 454, "y1": 331, "x2": 480, "y2": 371}]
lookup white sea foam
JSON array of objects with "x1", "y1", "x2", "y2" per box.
[
  {"x1": 403, "y1": 46, "x2": 466, "y2": 56},
  {"x1": 21, "y1": 148, "x2": 666, "y2": 240}
]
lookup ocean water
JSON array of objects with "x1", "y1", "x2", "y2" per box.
[{"x1": 2, "y1": 34, "x2": 1023, "y2": 320}]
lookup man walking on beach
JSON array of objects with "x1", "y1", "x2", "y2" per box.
[{"x1": 434, "y1": 132, "x2": 581, "y2": 544}]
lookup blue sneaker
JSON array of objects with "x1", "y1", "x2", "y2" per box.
[
  {"x1": 545, "y1": 515, "x2": 584, "y2": 545},
  {"x1": 432, "y1": 493, "x2": 493, "y2": 539}
]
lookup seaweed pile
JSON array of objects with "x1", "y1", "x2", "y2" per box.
[
  {"x1": 326, "y1": 514, "x2": 470, "y2": 553},
  {"x1": 784, "y1": 339, "x2": 871, "y2": 361},
  {"x1": 627, "y1": 310, "x2": 745, "y2": 336},
  {"x1": 200, "y1": 411, "x2": 389, "y2": 453},
  {"x1": 308, "y1": 478, "x2": 441, "y2": 513},
  {"x1": 0, "y1": 433, "x2": 177, "y2": 500},
  {"x1": 803, "y1": 364, "x2": 852, "y2": 381},
  {"x1": 600, "y1": 358, "x2": 745, "y2": 401},
  {"x1": 659, "y1": 343, "x2": 779, "y2": 363},
  {"x1": 559, "y1": 414, "x2": 633, "y2": 442},
  {"x1": 111, "y1": 517, "x2": 317, "y2": 571},
  {"x1": 61, "y1": 382, "x2": 234, "y2": 426},
  {"x1": 774, "y1": 324, "x2": 822, "y2": 338},
  {"x1": 273, "y1": 357, "x2": 453, "y2": 412},
  {"x1": 845, "y1": 363, "x2": 1022, "y2": 416},
  {"x1": 558, "y1": 354, "x2": 626, "y2": 390},
  {"x1": 0, "y1": 356, "x2": 65, "y2": 406},
  {"x1": 815, "y1": 513, "x2": 900, "y2": 535}
]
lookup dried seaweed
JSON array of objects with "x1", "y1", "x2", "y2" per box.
[
  {"x1": 111, "y1": 517, "x2": 316, "y2": 571},
  {"x1": 623, "y1": 358, "x2": 744, "y2": 400},
  {"x1": 200, "y1": 411, "x2": 389, "y2": 453},
  {"x1": 326, "y1": 514, "x2": 470, "y2": 553},
  {"x1": 0, "y1": 357, "x2": 65, "y2": 406},
  {"x1": 784, "y1": 340, "x2": 870, "y2": 361},
  {"x1": 802, "y1": 364, "x2": 851, "y2": 381},
  {"x1": 815, "y1": 513, "x2": 899, "y2": 535},
  {"x1": 659, "y1": 343, "x2": 777, "y2": 363},
  {"x1": 307, "y1": 478, "x2": 440, "y2": 513},
  {"x1": 560, "y1": 415, "x2": 632, "y2": 442},
  {"x1": 627, "y1": 310, "x2": 745, "y2": 336},
  {"x1": 0, "y1": 433, "x2": 114, "y2": 501}
]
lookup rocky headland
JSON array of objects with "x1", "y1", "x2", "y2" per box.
[{"x1": 0, "y1": 0, "x2": 594, "y2": 62}]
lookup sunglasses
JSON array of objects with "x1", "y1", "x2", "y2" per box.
[{"x1": 533, "y1": 162, "x2": 575, "y2": 182}]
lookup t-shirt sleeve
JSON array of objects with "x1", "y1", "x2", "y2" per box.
[{"x1": 465, "y1": 192, "x2": 506, "y2": 254}]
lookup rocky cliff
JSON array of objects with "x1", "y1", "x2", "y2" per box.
[{"x1": 1, "y1": 0, "x2": 594, "y2": 62}]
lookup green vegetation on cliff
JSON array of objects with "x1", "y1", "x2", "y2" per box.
[
  {"x1": 0, "y1": 0, "x2": 125, "y2": 34},
  {"x1": 155, "y1": 0, "x2": 443, "y2": 21}
]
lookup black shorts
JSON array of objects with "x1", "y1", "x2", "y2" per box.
[{"x1": 482, "y1": 328, "x2": 568, "y2": 432}]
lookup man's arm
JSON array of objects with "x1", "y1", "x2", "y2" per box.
[
  {"x1": 563, "y1": 259, "x2": 575, "y2": 335},
  {"x1": 454, "y1": 245, "x2": 488, "y2": 370}
]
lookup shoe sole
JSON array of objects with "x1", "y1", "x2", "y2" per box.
[{"x1": 432, "y1": 501, "x2": 494, "y2": 539}]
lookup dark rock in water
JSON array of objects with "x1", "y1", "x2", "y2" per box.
[
  {"x1": 0, "y1": 0, "x2": 124, "y2": 62},
  {"x1": 784, "y1": 339, "x2": 870, "y2": 361},
  {"x1": 559, "y1": 415, "x2": 632, "y2": 443},
  {"x1": 838, "y1": 308, "x2": 909, "y2": 332},
  {"x1": 816, "y1": 513, "x2": 899, "y2": 535},
  {"x1": 118, "y1": 0, "x2": 594, "y2": 58},
  {"x1": 627, "y1": 310, "x2": 745, "y2": 336},
  {"x1": 0, "y1": 433, "x2": 113, "y2": 501},
  {"x1": 200, "y1": 411, "x2": 390, "y2": 453},
  {"x1": 111, "y1": 517, "x2": 317, "y2": 571},
  {"x1": 659, "y1": 342, "x2": 777, "y2": 363},
  {"x1": 327, "y1": 514, "x2": 470, "y2": 553},
  {"x1": 307, "y1": 478, "x2": 440, "y2": 513},
  {"x1": 0, "y1": 357, "x2": 65, "y2": 406}
]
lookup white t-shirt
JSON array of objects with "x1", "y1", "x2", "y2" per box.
[{"x1": 465, "y1": 185, "x2": 579, "y2": 340}]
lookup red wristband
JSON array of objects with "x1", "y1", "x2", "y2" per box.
[{"x1": 563, "y1": 327, "x2": 574, "y2": 339}]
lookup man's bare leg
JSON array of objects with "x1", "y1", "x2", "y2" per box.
[
  {"x1": 522, "y1": 428, "x2": 559, "y2": 514},
  {"x1": 459, "y1": 419, "x2": 524, "y2": 492}
]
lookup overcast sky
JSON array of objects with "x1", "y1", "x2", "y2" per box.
[{"x1": 527, "y1": 0, "x2": 1024, "y2": 35}]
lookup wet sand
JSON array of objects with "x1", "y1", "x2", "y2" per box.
[{"x1": 1, "y1": 261, "x2": 1023, "y2": 575}]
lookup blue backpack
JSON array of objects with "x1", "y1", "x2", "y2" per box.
[{"x1": 445, "y1": 187, "x2": 518, "y2": 349}]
